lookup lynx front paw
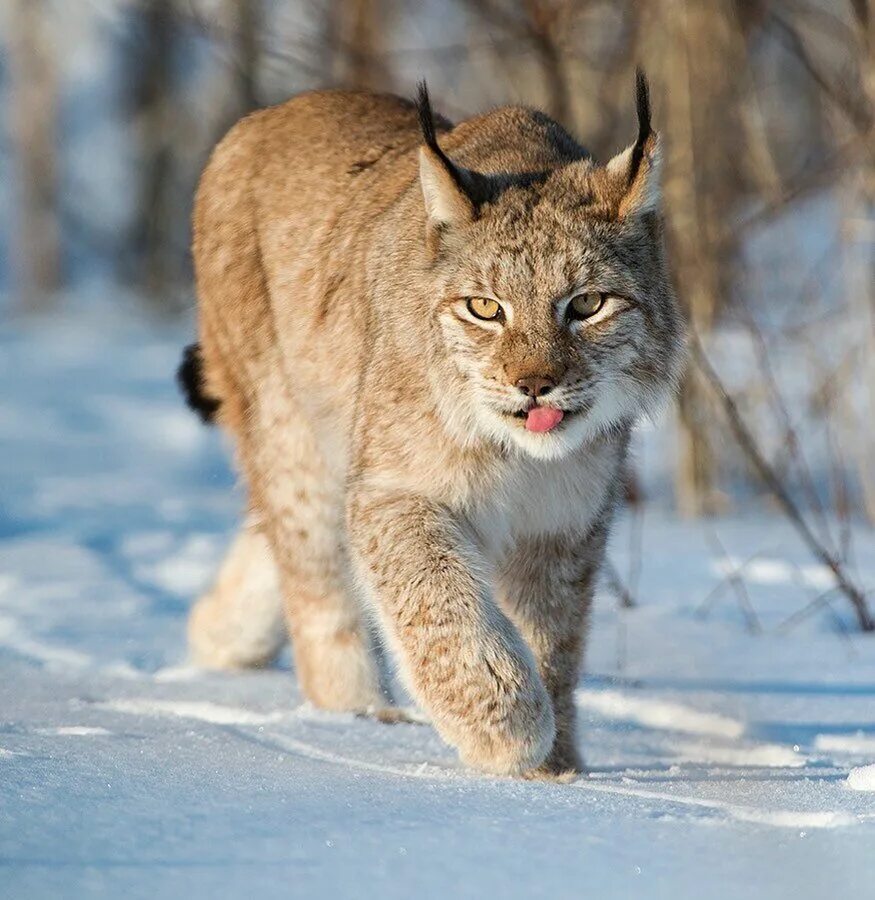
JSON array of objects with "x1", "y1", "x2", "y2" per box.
[{"x1": 454, "y1": 684, "x2": 556, "y2": 777}]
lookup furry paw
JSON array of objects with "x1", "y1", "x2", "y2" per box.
[
  {"x1": 520, "y1": 739, "x2": 584, "y2": 782},
  {"x1": 358, "y1": 706, "x2": 428, "y2": 725},
  {"x1": 521, "y1": 765, "x2": 580, "y2": 783},
  {"x1": 520, "y1": 743, "x2": 584, "y2": 782},
  {"x1": 456, "y1": 691, "x2": 556, "y2": 777}
]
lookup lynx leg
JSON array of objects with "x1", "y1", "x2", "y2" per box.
[
  {"x1": 249, "y1": 376, "x2": 385, "y2": 713},
  {"x1": 348, "y1": 488, "x2": 555, "y2": 776},
  {"x1": 498, "y1": 526, "x2": 610, "y2": 779},
  {"x1": 188, "y1": 519, "x2": 286, "y2": 669},
  {"x1": 266, "y1": 485, "x2": 385, "y2": 713}
]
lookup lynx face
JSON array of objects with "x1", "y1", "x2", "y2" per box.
[{"x1": 424, "y1": 163, "x2": 685, "y2": 461}]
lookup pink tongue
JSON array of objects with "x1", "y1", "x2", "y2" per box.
[{"x1": 525, "y1": 407, "x2": 564, "y2": 433}]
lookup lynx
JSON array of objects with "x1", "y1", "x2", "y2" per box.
[{"x1": 181, "y1": 72, "x2": 685, "y2": 778}]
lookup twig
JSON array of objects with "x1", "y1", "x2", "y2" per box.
[
  {"x1": 627, "y1": 498, "x2": 643, "y2": 603},
  {"x1": 768, "y1": 9, "x2": 872, "y2": 135},
  {"x1": 734, "y1": 297, "x2": 834, "y2": 551},
  {"x1": 604, "y1": 558, "x2": 636, "y2": 610},
  {"x1": 704, "y1": 529, "x2": 762, "y2": 634},
  {"x1": 690, "y1": 332, "x2": 875, "y2": 632},
  {"x1": 774, "y1": 586, "x2": 838, "y2": 634},
  {"x1": 696, "y1": 546, "x2": 772, "y2": 620}
]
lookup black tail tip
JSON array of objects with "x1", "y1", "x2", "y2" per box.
[{"x1": 177, "y1": 343, "x2": 220, "y2": 425}]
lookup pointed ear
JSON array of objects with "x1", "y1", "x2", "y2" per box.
[
  {"x1": 415, "y1": 82, "x2": 475, "y2": 229},
  {"x1": 605, "y1": 69, "x2": 662, "y2": 218},
  {"x1": 419, "y1": 145, "x2": 475, "y2": 226}
]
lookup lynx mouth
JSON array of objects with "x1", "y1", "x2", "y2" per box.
[{"x1": 505, "y1": 405, "x2": 572, "y2": 434}]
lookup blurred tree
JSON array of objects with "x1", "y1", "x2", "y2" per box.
[
  {"x1": 228, "y1": 0, "x2": 262, "y2": 114},
  {"x1": 643, "y1": 0, "x2": 751, "y2": 516},
  {"x1": 327, "y1": 0, "x2": 391, "y2": 91},
  {"x1": 8, "y1": 0, "x2": 60, "y2": 312},
  {"x1": 847, "y1": 0, "x2": 875, "y2": 520},
  {"x1": 461, "y1": 0, "x2": 575, "y2": 125},
  {"x1": 126, "y1": 0, "x2": 180, "y2": 308}
]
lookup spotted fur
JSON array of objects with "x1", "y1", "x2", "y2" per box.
[{"x1": 186, "y1": 76, "x2": 685, "y2": 777}]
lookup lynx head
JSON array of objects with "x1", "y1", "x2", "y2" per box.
[{"x1": 416, "y1": 72, "x2": 686, "y2": 461}]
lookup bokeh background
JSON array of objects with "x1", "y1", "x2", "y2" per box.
[{"x1": 3, "y1": 0, "x2": 874, "y2": 629}]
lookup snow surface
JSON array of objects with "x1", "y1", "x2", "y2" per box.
[
  {"x1": 847, "y1": 765, "x2": 875, "y2": 792},
  {"x1": 2, "y1": 318, "x2": 875, "y2": 899}
]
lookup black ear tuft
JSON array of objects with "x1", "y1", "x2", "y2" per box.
[
  {"x1": 177, "y1": 343, "x2": 220, "y2": 425},
  {"x1": 415, "y1": 81, "x2": 502, "y2": 211},
  {"x1": 415, "y1": 81, "x2": 469, "y2": 195},
  {"x1": 628, "y1": 68, "x2": 653, "y2": 187},
  {"x1": 415, "y1": 81, "x2": 440, "y2": 154}
]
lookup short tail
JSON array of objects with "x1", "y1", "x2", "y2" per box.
[{"x1": 177, "y1": 343, "x2": 221, "y2": 424}]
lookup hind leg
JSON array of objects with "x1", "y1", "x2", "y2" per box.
[
  {"x1": 266, "y1": 475, "x2": 387, "y2": 712},
  {"x1": 188, "y1": 516, "x2": 287, "y2": 669},
  {"x1": 249, "y1": 373, "x2": 386, "y2": 713},
  {"x1": 192, "y1": 238, "x2": 382, "y2": 709}
]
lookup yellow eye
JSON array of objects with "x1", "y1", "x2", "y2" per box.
[
  {"x1": 466, "y1": 297, "x2": 502, "y2": 321},
  {"x1": 569, "y1": 292, "x2": 605, "y2": 319}
]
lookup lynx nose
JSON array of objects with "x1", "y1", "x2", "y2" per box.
[{"x1": 515, "y1": 376, "x2": 556, "y2": 398}]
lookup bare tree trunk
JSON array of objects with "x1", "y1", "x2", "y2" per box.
[
  {"x1": 462, "y1": 0, "x2": 577, "y2": 126},
  {"x1": 127, "y1": 0, "x2": 178, "y2": 307},
  {"x1": 645, "y1": 0, "x2": 748, "y2": 515},
  {"x1": 846, "y1": 0, "x2": 875, "y2": 521},
  {"x1": 8, "y1": 0, "x2": 61, "y2": 312},
  {"x1": 522, "y1": 0, "x2": 572, "y2": 125},
  {"x1": 208, "y1": 0, "x2": 263, "y2": 134},
  {"x1": 234, "y1": 0, "x2": 261, "y2": 113},
  {"x1": 328, "y1": 0, "x2": 389, "y2": 91}
]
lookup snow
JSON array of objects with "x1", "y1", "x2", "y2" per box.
[
  {"x1": 712, "y1": 557, "x2": 836, "y2": 592},
  {"x1": 99, "y1": 698, "x2": 286, "y2": 726},
  {"x1": 815, "y1": 732, "x2": 875, "y2": 755},
  {"x1": 3, "y1": 317, "x2": 875, "y2": 899},
  {"x1": 575, "y1": 688, "x2": 745, "y2": 738},
  {"x1": 847, "y1": 765, "x2": 875, "y2": 792}
]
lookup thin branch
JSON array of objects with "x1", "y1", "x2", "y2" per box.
[
  {"x1": 769, "y1": 9, "x2": 872, "y2": 134},
  {"x1": 604, "y1": 559, "x2": 636, "y2": 610},
  {"x1": 696, "y1": 547, "x2": 773, "y2": 620},
  {"x1": 774, "y1": 586, "x2": 838, "y2": 634},
  {"x1": 690, "y1": 332, "x2": 875, "y2": 632},
  {"x1": 734, "y1": 298, "x2": 834, "y2": 548},
  {"x1": 704, "y1": 530, "x2": 762, "y2": 634}
]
